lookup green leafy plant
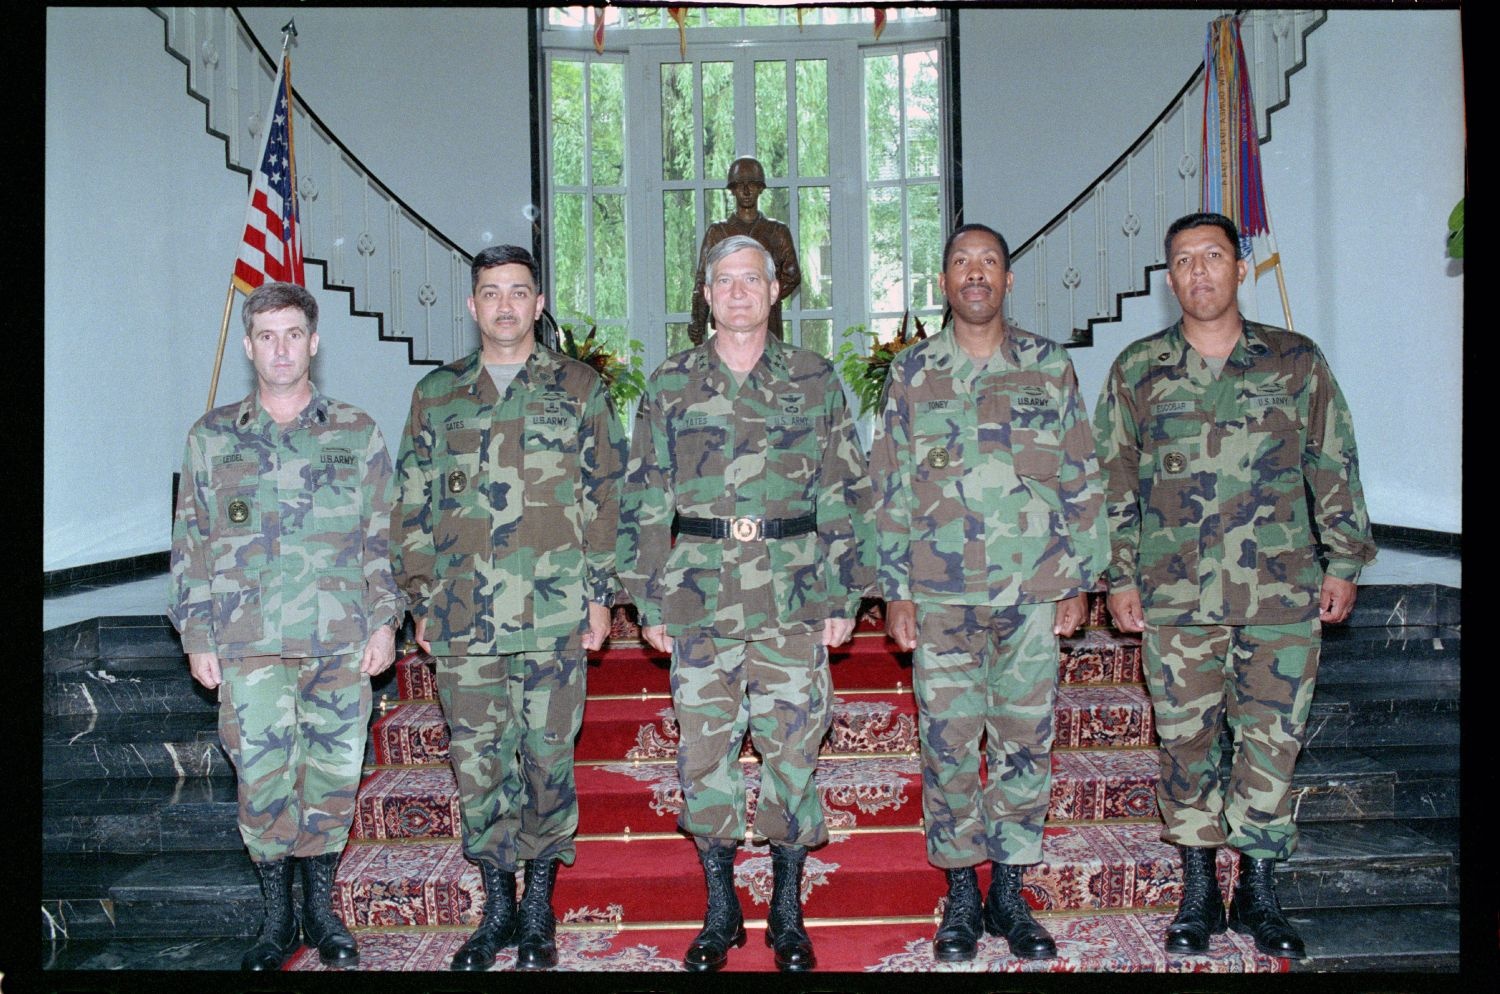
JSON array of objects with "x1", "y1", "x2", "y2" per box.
[
  {"x1": 549, "y1": 314, "x2": 647, "y2": 412},
  {"x1": 1447, "y1": 198, "x2": 1464, "y2": 259},
  {"x1": 834, "y1": 311, "x2": 928, "y2": 417}
]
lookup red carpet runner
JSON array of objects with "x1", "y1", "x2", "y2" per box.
[{"x1": 286, "y1": 596, "x2": 1285, "y2": 973}]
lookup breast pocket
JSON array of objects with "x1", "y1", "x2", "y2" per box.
[
  {"x1": 1243, "y1": 398, "x2": 1304, "y2": 485},
  {"x1": 432, "y1": 428, "x2": 485, "y2": 554},
  {"x1": 312, "y1": 457, "x2": 364, "y2": 534},
  {"x1": 766, "y1": 414, "x2": 822, "y2": 490},
  {"x1": 525, "y1": 398, "x2": 580, "y2": 453},
  {"x1": 209, "y1": 484, "x2": 263, "y2": 577},
  {"x1": 911, "y1": 404, "x2": 962, "y2": 471}
]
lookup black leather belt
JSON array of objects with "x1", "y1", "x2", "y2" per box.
[{"x1": 675, "y1": 513, "x2": 817, "y2": 542}]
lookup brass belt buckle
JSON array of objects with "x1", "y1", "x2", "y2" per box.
[{"x1": 730, "y1": 516, "x2": 762, "y2": 541}]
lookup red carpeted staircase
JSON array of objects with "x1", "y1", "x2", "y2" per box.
[{"x1": 286, "y1": 595, "x2": 1285, "y2": 972}]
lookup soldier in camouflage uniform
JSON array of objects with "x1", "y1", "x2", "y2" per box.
[
  {"x1": 868, "y1": 224, "x2": 1108, "y2": 962},
  {"x1": 1094, "y1": 212, "x2": 1375, "y2": 958},
  {"x1": 169, "y1": 282, "x2": 403, "y2": 971},
  {"x1": 391, "y1": 245, "x2": 626, "y2": 971},
  {"x1": 617, "y1": 235, "x2": 874, "y2": 973}
]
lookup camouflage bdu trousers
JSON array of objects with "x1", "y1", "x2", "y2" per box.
[
  {"x1": 433, "y1": 650, "x2": 587, "y2": 872},
  {"x1": 217, "y1": 653, "x2": 371, "y2": 863},
  {"x1": 1143, "y1": 621, "x2": 1320, "y2": 860},
  {"x1": 671, "y1": 630, "x2": 833, "y2": 848},
  {"x1": 914, "y1": 602, "x2": 1058, "y2": 868}
]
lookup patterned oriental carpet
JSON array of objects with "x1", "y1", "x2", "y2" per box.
[{"x1": 285, "y1": 597, "x2": 1286, "y2": 974}]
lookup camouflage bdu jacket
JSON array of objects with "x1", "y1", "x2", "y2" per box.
[
  {"x1": 870, "y1": 326, "x2": 1108, "y2": 606},
  {"x1": 168, "y1": 388, "x2": 404, "y2": 659},
  {"x1": 617, "y1": 336, "x2": 875, "y2": 639},
  {"x1": 391, "y1": 346, "x2": 626, "y2": 655},
  {"x1": 1093, "y1": 320, "x2": 1376, "y2": 626}
]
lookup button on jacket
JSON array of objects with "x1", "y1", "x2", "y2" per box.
[
  {"x1": 870, "y1": 326, "x2": 1108, "y2": 607},
  {"x1": 1093, "y1": 320, "x2": 1376, "y2": 626},
  {"x1": 391, "y1": 346, "x2": 626, "y2": 655},
  {"x1": 616, "y1": 336, "x2": 874, "y2": 639},
  {"x1": 168, "y1": 388, "x2": 403, "y2": 658}
]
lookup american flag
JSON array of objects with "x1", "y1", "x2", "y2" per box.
[{"x1": 232, "y1": 54, "x2": 304, "y2": 292}]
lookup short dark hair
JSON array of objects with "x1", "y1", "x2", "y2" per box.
[
  {"x1": 942, "y1": 223, "x2": 1010, "y2": 271},
  {"x1": 1165, "y1": 212, "x2": 1242, "y2": 260},
  {"x1": 242, "y1": 282, "x2": 318, "y2": 335},
  {"x1": 471, "y1": 244, "x2": 539, "y2": 293}
]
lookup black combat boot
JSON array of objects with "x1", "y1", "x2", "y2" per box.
[
  {"x1": 931, "y1": 866, "x2": 983, "y2": 962},
  {"x1": 983, "y1": 861, "x2": 1057, "y2": 960},
  {"x1": 1228, "y1": 853, "x2": 1306, "y2": 957},
  {"x1": 684, "y1": 842, "x2": 746, "y2": 972},
  {"x1": 1164, "y1": 846, "x2": 1226, "y2": 953},
  {"x1": 450, "y1": 862, "x2": 519, "y2": 971},
  {"x1": 299, "y1": 851, "x2": 359, "y2": 967},
  {"x1": 241, "y1": 858, "x2": 299, "y2": 971},
  {"x1": 514, "y1": 857, "x2": 560, "y2": 970},
  {"x1": 765, "y1": 843, "x2": 815, "y2": 972}
]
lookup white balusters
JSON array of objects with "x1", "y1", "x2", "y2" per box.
[
  {"x1": 155, "y1": 6, "x2": 474, "y2": 365},
  {"x1": 1009, "y1": 9, "x2": 1325, "y2": 345}
]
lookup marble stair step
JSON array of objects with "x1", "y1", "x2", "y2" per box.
[
  {"x1": 98, "y1": 851, "x2": 265, "y2": 939},
  {"x1": 44, "y1": 660, "x2": 218, "y2": 717},
  {"x1": 1316, "y1": 625, "x2": 1460, "y2": 686},
  {"x1": 1303, "y1": 681, "x2": 1460, "y2": 749},
  {"x1": 44, "y1": 615, "x2": 186, "y2": 665},
  {"x1": 1341, "y1": 584, "x2": 1459, "y2": 628},
  {"x1": 41, "y1": 852, "x2": 157, "y2": 941},
  {"x1": 39, "y1": 935, "x2": 251, "y2": 971},
  {"x1": 43, "y1": 712, "x2": 233, "y2": 780},
  {"x1": 1276, "y1": 818, "x2": 1459, "y2": 910},
  {"x1": 42, "y1": 775, "x2": 241, "y2": 854},
  {"x1": 1287, "y1": 905, "x2": 1459, "y2": 972},
  {"x1": 370, "y1": 685, "x2": 1157, "y2": 766},
  {"x1": 330, "y1": 823, "x2": 1238, "y2": 927},
  {"x1": 1286, "y1": 747, "x2": 1459, "y2": 822}
]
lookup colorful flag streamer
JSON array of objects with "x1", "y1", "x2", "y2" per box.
[
  {"x1": 668, "y1": 7, "x2": 688, "y2": 58},
  {"x1": 1201, "y1": 14, "x2": 1286, "y2": 321}
]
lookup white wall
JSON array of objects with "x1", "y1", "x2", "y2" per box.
[
  {"x1": 1069, "y1": 10, "x2": 1464, "y2": 534},
  {"x1": 45, "y1": 8, "x2": 432, "y2": 572},
  {"x1": 237, "y1": 7, "x2": 536, "y2": 255},
  {"x1": 45, "y1": 7, "x2": 1463, "y2": 573},
  {"x1": 957, "y1": 8, "x2": 1208, "y2": 245}
]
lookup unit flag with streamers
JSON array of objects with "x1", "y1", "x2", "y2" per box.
[{"x1": 1201, "y1": 14, "x2": 1292, "y2": 327}]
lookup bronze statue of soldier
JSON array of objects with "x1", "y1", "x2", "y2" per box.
[{"x1": 689, "y1": 156, "x2": 802, "y2": 344}]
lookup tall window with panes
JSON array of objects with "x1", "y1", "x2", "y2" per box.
[{"x1": 541, "y1": 6, "x2": 948, "y2": 388}]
